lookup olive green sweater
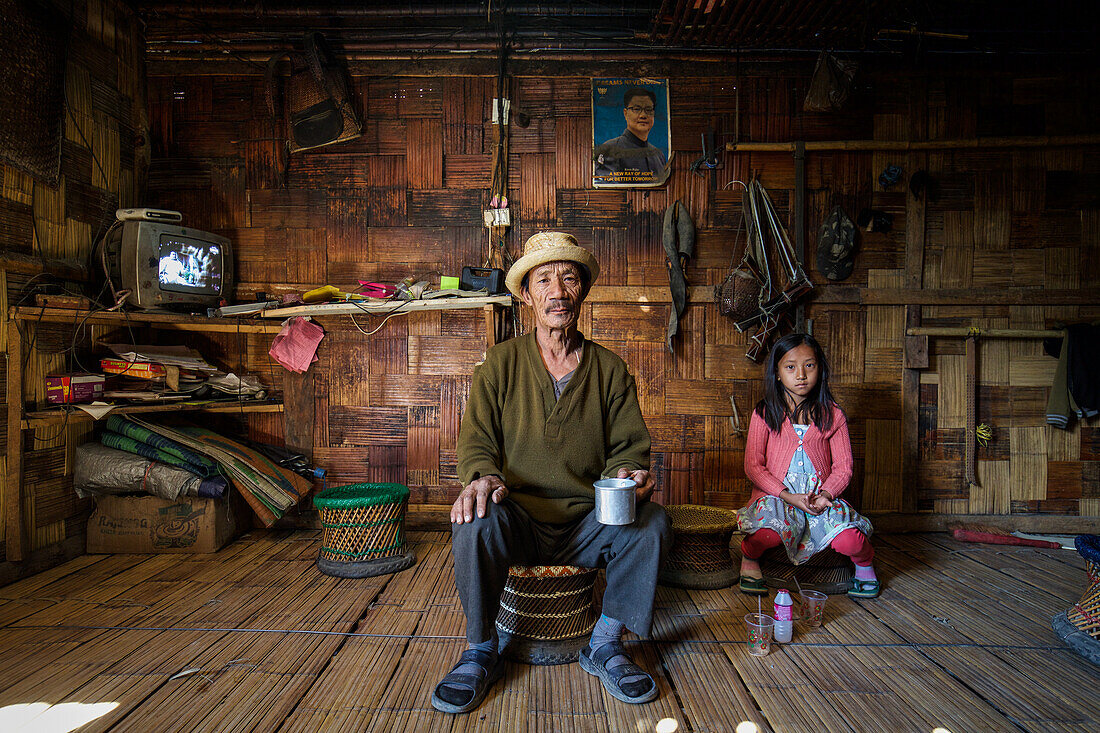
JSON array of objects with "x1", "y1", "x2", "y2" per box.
[{"x1": 458, "y1": 332, "x2": 651, "y2": 523}]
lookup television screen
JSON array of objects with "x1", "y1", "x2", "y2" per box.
[{"x1": 158, "y1": 234, "x2": 222, "y2": 295}]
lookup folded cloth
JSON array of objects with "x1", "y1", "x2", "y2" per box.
[
  {"x1": 75, "y1": 443, "x2": 227, "y2": 500},
  {"x1": 269, "y1": 317, "x2": 325, "y2": 373},
  {"x1": 102, "y1": 415, "x2": 223, "y2": 478}
]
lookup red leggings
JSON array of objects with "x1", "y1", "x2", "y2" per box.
[{"x1": 741, "y1": 527, "x2": 874, "y2": 566}]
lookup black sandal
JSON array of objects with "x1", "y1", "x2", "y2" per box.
[
  {"x1": 430, "y1": 648, "x2": 504, "y2": 714},
  {"x1": 578, "y1": 641, "x2": 659, "y2": 704}
]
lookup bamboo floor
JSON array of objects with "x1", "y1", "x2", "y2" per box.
[{"x1": 0, "y1": 530, "x2": 1096, "y2": 732}]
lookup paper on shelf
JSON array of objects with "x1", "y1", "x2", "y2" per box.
[
  {"x1": 103, "y1": 344, "x2": 219, "y2": 372},
  {"x1": 74, "y1": 402, "x2": 115, "y2": 420}
]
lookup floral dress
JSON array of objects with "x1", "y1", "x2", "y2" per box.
[{"x1": 737, "y1": 423, "x2": 873, "y2": 565}]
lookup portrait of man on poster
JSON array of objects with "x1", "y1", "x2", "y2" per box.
[{"x1": 592, "y1": 78, "x2": 671, "y2": 188}]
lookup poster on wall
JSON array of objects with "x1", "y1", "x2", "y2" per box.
[{"x1": 591, "y1": 77, "x2": 672, "y2": 188}]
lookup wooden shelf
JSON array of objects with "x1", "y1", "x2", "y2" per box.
[
  {"x1": 259, "y1": 294, "x2": 513, "y2": 318},
  {"x1": 10, "y1": 306, "x2": 283, "y2": 333},
  {"x1": 5, "y1": 307, "x2": 287, "y2": 563},
  {"x1": 22, "y1": 399, "x2": 284, "y2": 428}
]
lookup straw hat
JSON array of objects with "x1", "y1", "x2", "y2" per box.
[{"x1": 505, "y1": 232, "x2": 600, "y2": 298}]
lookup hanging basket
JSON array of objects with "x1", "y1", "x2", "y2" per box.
[{"x1": 313, "y1": 483, "x2": 415, "y2": 578}]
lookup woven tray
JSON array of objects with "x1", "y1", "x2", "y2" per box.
[
  {"x1": 313, "y1": 483, "x2": 415, "y2": 578},
  {"x1": 496, "y1": 565, "x2": 598, "y2": 665},
  {"x1": 659, "y1": 504, "x2": 739, "y2": 590}
]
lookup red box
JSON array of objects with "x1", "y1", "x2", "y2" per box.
[
  {"x1": 45, "y1": 373, "x2": 105, "y2": 404},
  {"x1": 99, "y1": 358, "x2": 166, "y2": 379}
]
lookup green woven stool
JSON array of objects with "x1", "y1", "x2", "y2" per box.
[{"x1": 313, "y1": 483, "x2": 416, "y2": 578}]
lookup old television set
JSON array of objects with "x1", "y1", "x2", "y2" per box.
[{"x1": 100, "y1": 210, "x2": 234, "y2": 310}]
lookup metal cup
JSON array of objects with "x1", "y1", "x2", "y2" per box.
[{"x1": 593, "y1": 478, "x2": 637, "y2": 525}]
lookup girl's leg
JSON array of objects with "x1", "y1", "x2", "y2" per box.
[
  {"x1": 830, "y1": 528, "x2": 876, "y2": 580},
  {"x1": 740, "y1": 528, "x2": 782, "y2": 578}
]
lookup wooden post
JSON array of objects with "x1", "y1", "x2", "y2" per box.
[
  {"x1": 484, "y1": 304, "x2": 498, "y2": 347},
  {"x1": 793, "y1": 141, "x2": 806, "y2": 331},
  {"x1": 6, "y1": 319, "x2": 24, "y2": 561}
]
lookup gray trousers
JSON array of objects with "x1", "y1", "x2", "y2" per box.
[{"x1": 451, "y1": 498, "x2": 671, "y2": 644}]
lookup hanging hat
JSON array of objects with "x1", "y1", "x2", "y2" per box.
[
  {"x1": 505, "y1": 232, "x2": 600, "y2": 297},
  {"x1": 816, "y1": 205, "x2": 857, "y2": 281}
]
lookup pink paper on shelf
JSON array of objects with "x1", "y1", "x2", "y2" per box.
[{"x1": 268, "y1": 317, "x2": 325, "y2": 373}]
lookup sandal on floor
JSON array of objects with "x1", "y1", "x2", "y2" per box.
[
  {"x1": 430, "y1": 648, "x2": 504, "y2": 714},
  {"x1": 848, "y1": 578, "x2": 881, "y2": 599},
  {"x1": 739, "y1": 575, "x2": 768, "y2": 595},
  {"x1": 578, "y1": 641, "x2": 659, "y2": 704}
]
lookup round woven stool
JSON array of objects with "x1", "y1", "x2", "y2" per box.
[
  {"x1": 1052, "y1": 534, "x2": 1100, "y2": 665},
  {"x1": 495, "y1": 565, "x2": 599, "y2": 665},
  {"x1": 658, "y1": 504, "x2": 739, "y2": 590},
  {"x1": 759, "y1": 546, "x2": 853, "y2": 595},
  {"x1": 313, "y1": 483, "x2": 416, "y2": 578}
]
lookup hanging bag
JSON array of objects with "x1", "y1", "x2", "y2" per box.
[
  {"x1": 266, "y1": 32, "x2": 361, "y2": 153},
  {"x1": 716, "y1": 184, "x2": 765, "y2": 321}
]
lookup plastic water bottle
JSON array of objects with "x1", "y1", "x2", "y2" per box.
[{"x1": 773, "y1": 589, "x2": 794, "y2": 643}]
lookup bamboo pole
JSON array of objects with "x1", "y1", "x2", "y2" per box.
[
  {"x1": 726, "y1": 134, "x2": 1100, "y2": 153},
  {"x1": 906, "y1": 327, "x2": 1062, "y2": 338}
]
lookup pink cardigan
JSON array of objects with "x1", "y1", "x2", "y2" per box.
[{"x1": 743, "y1": 403, "x2": 853, "y2": 505}]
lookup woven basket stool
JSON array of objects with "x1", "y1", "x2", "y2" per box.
[
  {"x1": 759, "y1": 546, "x2": 853, "y2": 595},
  {"x1": 495, "y1": 565, "x2": 599, "y2": 665},
  {"x1": 658, "y1": 504, "x2": 740, "y2": 590},
  {"x1": 1052, "y1": 534, "x2": 1100, "y2": 666},
  {"x1": 313, "y1": 483, "x2": 416, "y2": 578}
]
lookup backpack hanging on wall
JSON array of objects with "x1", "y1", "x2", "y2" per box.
[{"x1": 265, "y1": 33, "x2": 361, "y2": 153}]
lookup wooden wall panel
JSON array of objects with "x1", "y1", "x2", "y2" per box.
[{"x1": 119, "y1": 53, "x2": 1100, "y2": 526}]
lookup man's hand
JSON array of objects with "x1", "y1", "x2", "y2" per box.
[
  {"x1": 451, "y1": 475, "x2": 508, "y2": 524},
  {"x1": 617, "y1": 467, "x2": 655, "y2": 503}
]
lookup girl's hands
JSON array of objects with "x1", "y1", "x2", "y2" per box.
[
  {"x1": 808, "y1": 491, "x2": 834, "y2": 513},
  {"x1": 780, "y1": 490, "x2": 826, "y2": 516}
]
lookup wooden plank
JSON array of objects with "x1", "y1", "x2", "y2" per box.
[{"x1": 5, "y1": 319, "x2": 23, "y2": 560}]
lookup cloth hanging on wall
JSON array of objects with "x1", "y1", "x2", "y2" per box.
[{"x1": 662, "y1": 200, "x2": 695, "y2": 353}]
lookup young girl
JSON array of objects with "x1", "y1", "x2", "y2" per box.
[{"x1": 737, "y1": 333, "x2": 879, "y2": 599}]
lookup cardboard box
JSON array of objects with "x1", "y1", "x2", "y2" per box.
[
  {"x1": 45, "y1": 373, "x2": 105, "y2": 404},
  {"x1": 87, "y1": 492, "x2": 245, "y2": 553},
  {"x1": 100, "y1": 358, "x2": 167, "y2": 379}
]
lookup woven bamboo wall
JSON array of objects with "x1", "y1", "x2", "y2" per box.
[
  {"x1": 0, "y1": 0, "x2": 146, "y2": 566},
  {"x1": 137, "y1": 62, "x2": 1099, "y2": 519}
]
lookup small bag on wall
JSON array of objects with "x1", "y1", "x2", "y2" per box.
[{"x1": 266, "y1": 32, "x2": 361, "y2": 153}]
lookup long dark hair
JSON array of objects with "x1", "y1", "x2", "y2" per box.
[{"x1": 754, "y1": 333, "x2": 836, "y2": 433}]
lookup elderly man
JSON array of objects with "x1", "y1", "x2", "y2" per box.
[{"x1": 431, "y1": 232, "x2": 671, "y2": 714}]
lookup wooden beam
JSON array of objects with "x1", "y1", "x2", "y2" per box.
[
  {"x1": 907, "y1": 327, "x2": 1063, "y2": 338},
  {"x1": 727, "y1": 134, "x2": 1100, "y2": 153},
  {"x1": 0, "y1": 248, "x2": 89, "y2": 281}
]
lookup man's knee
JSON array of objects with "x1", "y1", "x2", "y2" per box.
[
  {"x1": 451, "y1": 499, "x2": 509, "y2": 551},
  {"x1": 633, "y1": 502, "x2": 672, "y2": 547}
]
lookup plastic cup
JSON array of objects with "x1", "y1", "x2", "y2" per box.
[
  {"x1": 800, "y1": 590, "x2": 828, "y2": 627},
  {"x1": 744, "y1": 613, "x2": 774, "y2": 657}
]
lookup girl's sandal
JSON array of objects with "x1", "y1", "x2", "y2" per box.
[
  {"x1": 847, "y1": 578, "x2": 881, "y2": 599},
  {"x1": 739, "y1": 575, "x2": 768, "y2": 595}
]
